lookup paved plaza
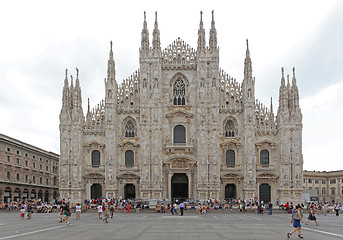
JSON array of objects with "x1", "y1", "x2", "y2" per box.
[{"x1": 0, "y1": 211, "x2": 343, "y2": 239}]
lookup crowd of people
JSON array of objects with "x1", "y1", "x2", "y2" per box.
[
  {"x1": 1, "y1": 198, "x2": 341, "y2": 239},
  {"x1": 1, "y1": 198, "x2": 342, "y2": 224}
]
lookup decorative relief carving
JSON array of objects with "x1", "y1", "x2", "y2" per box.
[{"x1": 171, "y1": 160, "x2": 188, "y2": 169}]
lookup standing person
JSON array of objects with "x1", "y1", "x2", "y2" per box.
[
  {"x1": 75, "y1": 203, "x2": 81, "y2": 220},
  {"x1": 27, "y1": 204, "x2": 33, "y2": 220},
  {"x1": 20, "y1": 207, "x2": 25, "y2": 220},
  {"x1": 110, "y1": 204, "x2": 115, "y2": 218},
  {"x1": 304, "y1": 207, "x2": 320, "y2": 226},
  {"x1": 268, "y1": 201, "x2": 273, "y2": 215},
  {"x1": 334, "y1": 203, "x2": 340, "y2": 216},
  {"x1": 323, "y1": 202, "x2": 328, "y2": 216},
  {"x1": 97, "y1": 204, "x2": 103, "y2": 219},
  {"x1": 126, "y1": 202, "x2": 130, "y2": 213},
  {"x1": 179, "y1": 202, "x2": 185, "y2": 216},
  {"x1": 287, "y1": 204, "x2": 303, "y2": 239},
  {"x1": 202, "y1": 204, "x2": 207, "y2": 214}
]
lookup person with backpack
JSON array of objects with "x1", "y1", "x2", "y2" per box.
[{"x1": 287, "y1": 204, "x2": 303, "y2": 239}]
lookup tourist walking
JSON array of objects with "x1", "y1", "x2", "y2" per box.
[
  {"x1": 334, "y1": 203, "x2": 340, "y2": 216},
  {"x1": 110, "y1": 204, "x2": 115, "y2": 218},
  {"x1": 179, "y1": 202, "x2": 185, "y2": 216},
  {"x1": 169, "y1": 204, "x2": 174, "y2": 215},
  {"x1": 173, "y1": 203, "x2": 178, "y2": 215},
  {"x1": 64, "y1": 203, "x2": 71, "y2": 225},
  {"x1": 287, "y1": 204, "x2": 303, "y2": 239},
  {"x1": 305, "y1": 207, "x2": 320, "y2": 226},
  {"x1": 103, "y1": 208, "x2": 109, "y2": 223}
]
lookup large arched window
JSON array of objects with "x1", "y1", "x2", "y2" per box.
[
  {"x1": 125, "y1": 150, "x2": 134, "y2": 166},
  {"x1": 225, "y1": 120, "x2": 235, "y2": 137},
  {"x1": 125, "y1": 120, "x2": 135, "y2": 137},
  {"x1": 173, "y1": 79, "x2": 186, "y2": 105},
  {"x1": 91, "y1": 150, "x2": 100, "y2": 166},
  {"x1": 260, "y1": 150, "x2": 269, "y2": 166},
  {"x1": 173, "y1": 125, "x2": 186, "y2": 143},
  {"x1": 226, "y1": 150, "x2": 235, "y2": 167}
]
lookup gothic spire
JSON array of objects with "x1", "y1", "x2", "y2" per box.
[
  {"x1": 141, "y1": 11, "x2": 149, "y2": 52},
  {"x1": 107, "y1": 41, "x2": 115, "y2": 82},
  {"x1": 270, "y1": 97, "x2": 273, "y2": 114},
  {"x1": 209, "y1": 10, "x2": 217, "y2": 52},
  {"x1": 75, "y1": 67, "x2": 80, "y2": 88},
  {"x1": 291, "y1": 67, "x2": 300, "y2": 108},
  {"x1": 281, "y1": 67, "x2": 285, "y2": 87},
  {"x1": 244, "y1": 39, "x2": 252, "y2": 80},
  {"x1": 197, "y1": 11, "x2": 206, "y2": 53},
  {"x1": 292, "y1": 67, "x2": 296, "y2": 86},
  {"x1": 152, "y1": 11, "x2": 161, "y2": 54},
  {"x1": 64, "y1": 68, "x2": 69, "y2": 88}
]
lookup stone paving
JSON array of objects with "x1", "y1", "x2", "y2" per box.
[{"x1": 0, "y1": 211, "x2": 343, "y2": 239}]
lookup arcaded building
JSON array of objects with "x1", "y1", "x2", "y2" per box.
[
  {"x1": 303, "y1": 170, "x2": 343, "y2": 203},
  {"x1": 59, "y1": 11, "x2": 303, "y2": 203},
  {"x1": 0, "y1": 134, "x2": 59, "y2": 203}
]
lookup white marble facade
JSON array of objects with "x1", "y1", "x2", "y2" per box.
[{"x1": 59, "y1": 11, "x2": 303, "y2": 204}]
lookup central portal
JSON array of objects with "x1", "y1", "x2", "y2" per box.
[{"x1": 171, "y1": 173, "x2": 188, "y2": 202}]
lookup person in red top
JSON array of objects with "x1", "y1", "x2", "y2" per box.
[{"x1": 126, "y1": 203, "x2": 130, "y2": 213}]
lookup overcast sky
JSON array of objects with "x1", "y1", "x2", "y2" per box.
[{"x1": 1, "y1": 0, "x2": 342, "y2": 171}]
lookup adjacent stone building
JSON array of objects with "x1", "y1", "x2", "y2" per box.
[
  {"x1": 0, "y1": 134, "x2": 59, "y2": 202},
  {"x1": 303, "y1": 170, "x2": 343, "y2": 203},
  {"x1": 59, "y1": 11, "x2": 303, "y2": 203}
]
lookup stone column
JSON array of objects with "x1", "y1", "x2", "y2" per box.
[{"x1": 168, "y1": 172, "x2": 172, "y2": 201}]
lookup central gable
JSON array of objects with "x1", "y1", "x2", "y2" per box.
[{"x1": 162, "y1": 37, "x2": 197, "y2": 70}]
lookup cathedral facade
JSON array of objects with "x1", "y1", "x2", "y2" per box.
[{"x1": 59, "y1": 11, "x2": 303, "y2": 203}]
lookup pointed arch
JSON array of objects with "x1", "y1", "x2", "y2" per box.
[
  {"x1": 123, "y1": 117, "x2": 137, "y2": 138},
  {"x1": 223, "y1": 117, "x2": 238, "y2": 137},
  {"x1": 170, "y1": 72, "x2": 189, "y2": 106}
]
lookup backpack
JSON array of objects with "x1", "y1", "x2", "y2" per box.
[{"x1": 292, "y1": 210, "x2": 301, "y2": 220}]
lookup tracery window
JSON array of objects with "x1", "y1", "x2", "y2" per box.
[
  {"x1": 260, "y1": 150, "x2": 269, "y2": 166},
  {"x1": 91, "y1": 150, "x2": 100, "y2": 166},
  {"x1": 226, "y1": 150, "x2": 235, "y2": 167},
  {"x1": 173, "y1": 125, "x2": 186, "y2": 143},
  {"x1": 225, "y1": 120, "x2": 235, "y2": 137},
  {"x1": 6, "y1": 172, "x2": 10, "y2": 180},
  {"x1": 125, "y1": 150, "x2": 134, "y2": 166},
  {"x1": 125, "y1": 120, "x2": 135, "y2": 137},
  {"x1": 173, "y1": 78, "x2": 186, "y2": 105}
]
